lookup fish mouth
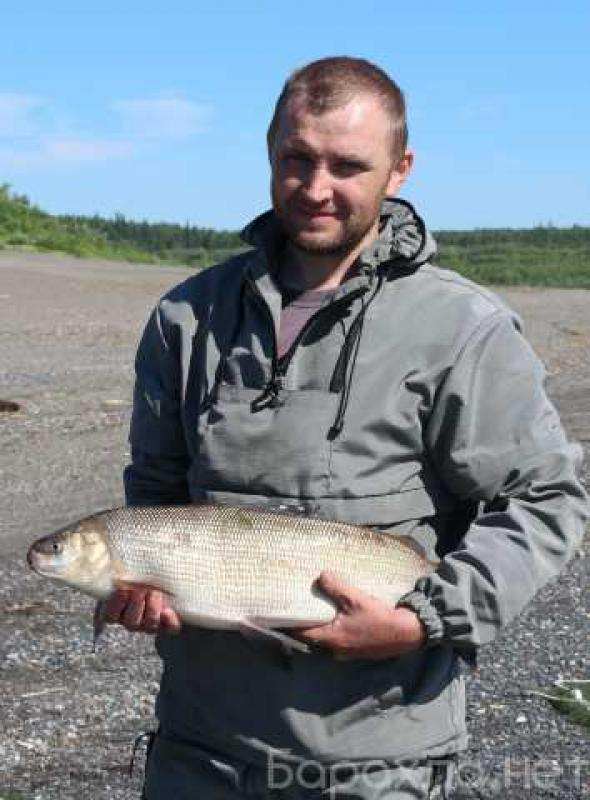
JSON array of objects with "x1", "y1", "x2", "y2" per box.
[
  {"x1": 26, "y1": 540, "x2": 60, "y2": 575},
  {"x1": 26, "y1": 544, "x2": 42, "y2": 573}
]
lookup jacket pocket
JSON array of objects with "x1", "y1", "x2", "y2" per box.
[
  {"x1": 192, "y1": 385, "x2": 339, "y2": 498},
  {"x1": 142, "y1": 729, "x2": 247, "y2": 799}
]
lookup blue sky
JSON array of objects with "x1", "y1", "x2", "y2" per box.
[{"x1": 1, "y1": 1, "x2": 588, "y2": 230}]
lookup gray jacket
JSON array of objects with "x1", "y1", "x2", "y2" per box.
[{"x1": 124, "y1": 198, "x2": 588, "y2": 767}]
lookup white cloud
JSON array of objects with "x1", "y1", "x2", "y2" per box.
[
  {"x1": 0, "y1": 94, "x2": 134, "y2": 167},
  {"x1": 114, "y1": 96, "x2": 211, "y2": 140},
  {"x1": 44, "y1": 137, "x2": 136, "y2": 162},
  {"x1": 0, "y1": 92, "x2": 209, "y2": 170},
  {"x1": 0, "y1": 93, "x2": 47, "y2": 138},
  {"x1": 0, "y1": 137, "x2": 136, "y2": 170}
]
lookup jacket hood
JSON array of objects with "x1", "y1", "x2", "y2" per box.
[{"x1": 240, "y1": 197, "x2": 437, "y2": 273}]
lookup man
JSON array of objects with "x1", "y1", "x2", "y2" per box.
[{"x1": 106, "y1": 57, "x2": 588, "y2": 798}]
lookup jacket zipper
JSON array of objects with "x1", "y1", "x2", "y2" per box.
[
  {"x1": 275, "y1": 286, "x2": 369, "y2": 378},
  {"x1": 247, "y1": 277, "x2": 369, "y2": 411}
]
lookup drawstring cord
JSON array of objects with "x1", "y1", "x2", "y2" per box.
[
  {"x1": 249, "y1": 273, "x2": 384, "y2": 435},
  {"x1": 328, "y1": 272, "x2": 384, "y2": 440},
  {"x1": 327, "y1": 308, "x2": 366, "y2": 440}
]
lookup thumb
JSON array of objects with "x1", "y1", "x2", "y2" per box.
[{"x1": 314, "y1": 570, "x2": 363, "y2": 612}]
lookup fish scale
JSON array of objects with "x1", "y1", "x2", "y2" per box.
[
  {"x1": 28, "y1": 503, "x2": 435, "y2": 633},
  {"x1": 101, "y1": 505, "x2": 432, "y2": 626}
]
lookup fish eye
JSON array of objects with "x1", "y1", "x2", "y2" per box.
[{"x1": 52, "y1": 541, "x2": 63, "y2": 555}]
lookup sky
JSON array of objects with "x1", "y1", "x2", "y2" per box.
[{"x1": 1, "y1": 1, "x2": 588, "y2": 231}]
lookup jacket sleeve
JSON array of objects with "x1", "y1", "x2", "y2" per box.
[
  {"x1": 123, "y1": 304, "x2": 191, "y2": 506},
  {"x1": 397, "y1": 310, "x2": 589, "y2": 661}
]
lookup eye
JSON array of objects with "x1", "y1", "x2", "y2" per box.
[
  {"x1": 333, "y1": 160, "x2": 366, "y2": 177},
  {"x1": 52, "y1": 542, "x2": 63, "y2": 555},
  {"x1": 282, "y1": 152, "x2": 312, "y2": 167}
]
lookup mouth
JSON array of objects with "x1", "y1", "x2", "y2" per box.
[
  {"x1": 297, "y1": 204, "x2": 337, "y2": 216},
  {"x1": 293, "y1": 208, "x2": 340, "y2": 227}
]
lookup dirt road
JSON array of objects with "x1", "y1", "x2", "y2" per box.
[{"x1": 0, "y1": 251, "x2": 588, "y2": 798}]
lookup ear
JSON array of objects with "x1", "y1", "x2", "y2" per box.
[{"x1": 386, "y1": 149, "x2": 414, "y2": 196}]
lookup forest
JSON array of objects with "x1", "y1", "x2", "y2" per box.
[{"x1": 1, "y1": 184, "x2": 589, "y2": 286}]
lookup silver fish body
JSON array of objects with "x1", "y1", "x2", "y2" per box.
[{"x1": 27, "y1": 504, "x2": 434, "y2": 630}]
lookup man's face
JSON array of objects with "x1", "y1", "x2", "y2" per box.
[{"x1": 270, "y1": 94, "x2": 410, "y2": 257}]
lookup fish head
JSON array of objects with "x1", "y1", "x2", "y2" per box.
[{"x1": 27, "y1": 515, "x2": 113, "y2": 596}]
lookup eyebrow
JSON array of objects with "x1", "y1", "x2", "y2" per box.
[{"x1": 281, "y1": 139, "x2": 373, "y2": 168}]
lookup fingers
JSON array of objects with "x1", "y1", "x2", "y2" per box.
[
  {"x1": 103, "y1": 587, "x2": 180, "y2": 635},
  {"x1": 295, "y1": 621, "x2": 337, "y2": 645},
  {"x1": 296, "y1": 571, "x2": 363, "y2": 645},
  {"x1": 314, "y1": 570, "x2": 362, "y2": 612},
  {"x1": 122, "y1": 589, "x2": 147, "y2": 630},
  {"x1": 160, "y1": 605, "x2": 182, "y2": 634},
  {"x1": 138, "y1": 589, "x2": 163, "y2": 632},
  {"x1": 103, "y1": 588, "x2": 132, "y2": 623}
]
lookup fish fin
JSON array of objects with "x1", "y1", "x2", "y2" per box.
[
  {"x1": 239, "y1": 618, "x2": 311, "y2": 655},
  {"x1": 93, "y1": 599, "x2": 107, "y2": 653},
  {"x1": 222, "y1": 503, "x2": 319, "y2": 528}
]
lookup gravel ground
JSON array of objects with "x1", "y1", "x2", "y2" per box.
[{"x1": 0, "y1": 251, "x2": 588, "y2": 799}]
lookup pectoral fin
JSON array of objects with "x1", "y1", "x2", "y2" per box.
[
  {"x1": 93, "y1": 599, "x2": 107, "y2": 653},
  {"x1": 239, "y1": 618, "x2": 311, "y2": 656}
]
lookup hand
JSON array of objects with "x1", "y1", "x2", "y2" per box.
[
  {"x1": 294, "y1": 571, "x2": 427, "y2": 661},
  {"x1": 101, "y1": 587, "x2": 182, "y2": 635}
]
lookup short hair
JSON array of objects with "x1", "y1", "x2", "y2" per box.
[{"x1": 267, "y1": 56, "x2": 408, "y2": 165}]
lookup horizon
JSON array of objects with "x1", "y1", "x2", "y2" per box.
[{"x1": 2, "y1": 2, "x2": 589, "y2": 230}]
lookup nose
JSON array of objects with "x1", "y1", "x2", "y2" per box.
[{"x1": 302, "y1": 165, "x2": 332, "y2": 205}]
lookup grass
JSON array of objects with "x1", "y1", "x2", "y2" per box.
[
  {"x1": 436, "y1": 234, "x2": 590, "y2": 288},
  {"x1": 0, "y1": 185, "x2": 156, "y2": 264},
  {"x1": 530, "y1": 679, "x2": 590, "y2": 732}
]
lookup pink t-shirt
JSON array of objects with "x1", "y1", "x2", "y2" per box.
[{"x1": 277, "y1": 288, "x2": 336, "y2": 359}]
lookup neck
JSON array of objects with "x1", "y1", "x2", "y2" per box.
[{"x1": 282, "y1": 222, "x2": 379, "y2": 291}]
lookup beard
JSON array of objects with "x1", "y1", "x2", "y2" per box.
[
  {"x1": 277, "y1": 216, "x2": 376, "y2": 256},
  {"x1": 271, "y1": 183, "x2": 385, "y2": 259}
]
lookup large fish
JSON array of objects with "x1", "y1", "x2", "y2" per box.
[{"x1": 27, "y1": 504, "x2": 435, "y2": 653}]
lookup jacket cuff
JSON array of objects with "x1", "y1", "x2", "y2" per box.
[{"x1": 396, "y1": 589, "x2": 445, "y2": 646}]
